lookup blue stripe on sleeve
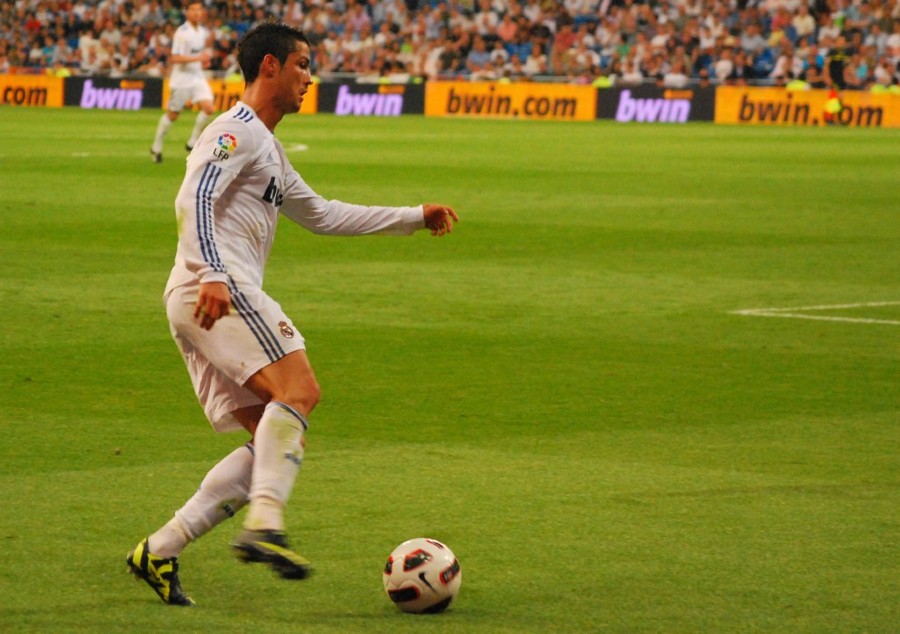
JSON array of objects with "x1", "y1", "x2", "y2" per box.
[{"x1": 195, "y1": 163, "x2": 226, "y2": 273}]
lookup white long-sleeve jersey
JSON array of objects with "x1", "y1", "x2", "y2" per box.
[
  {"x1": 165, "y1": 101, "x2": 424, "y2": 297},
  {"x1": 168, "y1": 21, "x2": 209, "y2": 89}
]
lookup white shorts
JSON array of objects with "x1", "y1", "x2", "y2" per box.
[
  {"x1": 166, "y1": 282, "x2": 306, "y2": 432},
  {"x1": 167, "y1": 80, "x2": 214, "y2": 112}
]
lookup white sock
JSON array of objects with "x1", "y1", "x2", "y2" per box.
[
  {"x1": 152, "y1": 113, "x2": 173, "y2": 153},
  {"x1": 245, "y1": 402, "x2": 308, "y2": 532},
  {"x1": 148, "y1": 444, "x2": 253, "y2": 558},
  {"x1": 187, "y1": 111, "x2": 210, "y2": 148}
]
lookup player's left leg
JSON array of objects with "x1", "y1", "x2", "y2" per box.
[
  {"x1": 148, "y1": 441, "x2": 256, "y2": 558},
  {"x1": 126, "y1": 537, "x2": 195, "y2": 606},
  {"x1": 126, "y1": 419, "x2": 261, "y2": 606}
]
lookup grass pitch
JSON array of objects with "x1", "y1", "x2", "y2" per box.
[{"x1": 0, "y1": 108, "x2": 898, "y2": 633}]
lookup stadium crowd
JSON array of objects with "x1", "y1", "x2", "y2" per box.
[{"x1": 1, "y1": 0, "x2": 899, "y2": 89}]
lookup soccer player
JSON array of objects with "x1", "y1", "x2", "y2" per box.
[
  {"x1": 150, "y1": 1, "x2": 215, "y2": 163},
  {"x1": 126, "y1": 22, "x2": 458, "y2": 606}
]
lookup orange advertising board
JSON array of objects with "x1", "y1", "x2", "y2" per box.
[
  {"x1": 715, "y1": 86, "x2": 900, "y2": 128},
  {"x1": 0, "y1": 74, "x2": 64, "y2": 107},
  {"x1": 162, "y1": 78, "x2": 318, "y2": 114},
  {"x1": 425, "y1": 81, "x2": 596, "y2": 121}
]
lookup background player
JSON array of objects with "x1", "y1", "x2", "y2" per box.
[
  {"x1": 150, "y1": 1, "x2": 215, "y2": 163},
  {"x1": 126, "y1": 22, "x2": 458, "y2": 606}
]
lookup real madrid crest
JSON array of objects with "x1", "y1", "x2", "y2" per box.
[{"x1": 278, "y1": 321, "x2": 294, "y2": 338}]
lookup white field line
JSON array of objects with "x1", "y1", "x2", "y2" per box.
[{"x1": 731, "y1": 301, "x2": 900, "y2": 326}]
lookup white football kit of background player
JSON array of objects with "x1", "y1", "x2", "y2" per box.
[{"x1": 151, "y1": 20, "x2": 214, "y2": 158}]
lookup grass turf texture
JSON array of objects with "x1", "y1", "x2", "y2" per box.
[{"x1": 0, "y1": 108, "x2": 898, "y2": 633}]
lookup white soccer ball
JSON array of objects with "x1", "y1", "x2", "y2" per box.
[{"x1": 383, "y1": 538, "x2": 462, "y2": 614}]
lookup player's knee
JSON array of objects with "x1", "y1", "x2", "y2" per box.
[{"x1": 280, "y1": 379, "x2": 320, "y2": 417}]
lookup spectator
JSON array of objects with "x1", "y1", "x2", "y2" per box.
[
  {"x1": 497, "y1": 13, "x2": 518, "y2": 44},
  {"x1": 651, "y1": 21, "x2": 677, "y2": 51},
  {"x1": 134, "y1": 43, "x2": 165, "y2": 77},
  {"x1": 865, "y1": 22, "x2": 889, "y2": 57},
  {"x1": 663, "y1": 57, "x2": 689, "y2": 87},
  {"x1": 887, "y1": 20, "x2": 900, "y2": 59},
  {"x1": 804, "y1": 62, "x2": 828, "y2": 88},
  {"x1": 490, "y1": 39, "x2": 510, "y2": 67},
  {"x1": 619, "y1": 55, "x2": 645, "y2": 85},
  {"x1": 792, "y1": 4, "x2": 817, "y2": 42},
  {"x1": 697, "y1": 65, "x2": 712, "y2": 88},
  {"x1": 741, "y1": 23, "x2": 768, "y2": 56},
  {"x1": 473, "y1": 0, "x2": 500, "y2": 38},
  {"x1": 94, "y1": 36, "x2": 114, "y2": 74},
  {"x1": 523, "y1": 0, "x2": 542, "y2": 25},
  {"x1": 817, "y1": 13, "x2": 842, "y2": 46},
  {"x1": 111, "y1": 38, "x2": 134, "y2": 77},
  {"x1": 872, "y1": 55, "x2": 895, "y2": 85},
  {"x1": 97, "y1": 17, "x2": 122, "y2": 47},
  {"x1": 346, "y1": 1, "x2": 371, "y2": 35},
  {"x1": 471, "y1": 58, "x2": 500, "y2": 80},
  {"x1": 79, "y1": 39, "x2": 100, "y2": 74},
  {"x1": 506, "y1": 27, "x2": 532, "y2": 63},
  {"x1": 523, "y1": 41, "x2": 548, "y2": 76},
  {"x1": 419, "y1": 38, "x2": 446, "y2": 79},
  {"x1": 373, "y1": 20, "x2": 395, "y2": 49},
  {"x1": 843, "y1": 52, "x2": 867, "y2": 89},
  {"x1": 727, "y1": 48, "x2": 755, "y2": 85},
  {"x1": 283, "y1": 0, "x2": 304, "y2": 28},
  {"x1": 550, "y1": 21, "x2": 577, "y2": 74},
  {"x1": 503, "y1": 54, "x2": 527, "y2": 80},
  {"x1": 770, "y1": 6, "x2": 795, "y2": 43},
  {"x1": 713, "y1": 46, "x2": 735, "y2": 83},
  {"x1": 771, "y1": 42, "x2": 804, "y2": 81},
  {"x1": 801, "y1": 44, "x2": 826, "y2": 84},
  {"x1": 569, "y1": 38, "x2": 600, "y2": 75},
  {"x1": 466, "y1": 34, "x2": 492, "y2": 74}
]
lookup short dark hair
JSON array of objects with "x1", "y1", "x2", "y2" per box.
[{"x1": 238, "y1": 22, "x2": 309, "y2": 84}]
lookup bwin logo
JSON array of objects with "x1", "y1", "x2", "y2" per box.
[
  {"x1": 262, "y1": 176, "x2": 284, "y2": 206},
  {"x1": 335, "y1": 84, "x2": 402, "y2": 116},
  {"x1": 615, "y1": 89, "x2": 691, "y2": 123},
  {"x1": 80, "y1": 79, "x2": 143, "y2": 110}
]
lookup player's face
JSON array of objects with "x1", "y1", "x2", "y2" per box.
[
  {"x1": 276, "y1": 42, "x2": 313, "y2": 114},
  {"x1": 186, "y1": 3, "x2": 205, "y2": 25}
]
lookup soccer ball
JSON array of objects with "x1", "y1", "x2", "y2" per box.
[{"x1": 383, "y1": 538, "x2": 462, "y2": 614}]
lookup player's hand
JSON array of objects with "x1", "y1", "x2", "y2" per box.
[
  {"x1": 423, "y1": 204, "x2": 458, "y2": 237},
  {"x1": 195, "y1": 281, "x2": 231, "y2": 330}
]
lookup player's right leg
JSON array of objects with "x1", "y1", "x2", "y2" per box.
[
  {"x1": 151, "y1": 111, "x2": 178, "y2": 162},
  {"x1": 232, "y1": 351, "x2": 321, "y2": 580},
  {"x1": 186, "y1": 82, "x2": 216, "y2": 151},
  {"x1": 166, "y1": 283, "x2": 315, "y2": 579}
]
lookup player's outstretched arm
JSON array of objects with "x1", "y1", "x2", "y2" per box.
[{"x1": 423, "y1": 204, "x2": 459, "y2": 237}]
